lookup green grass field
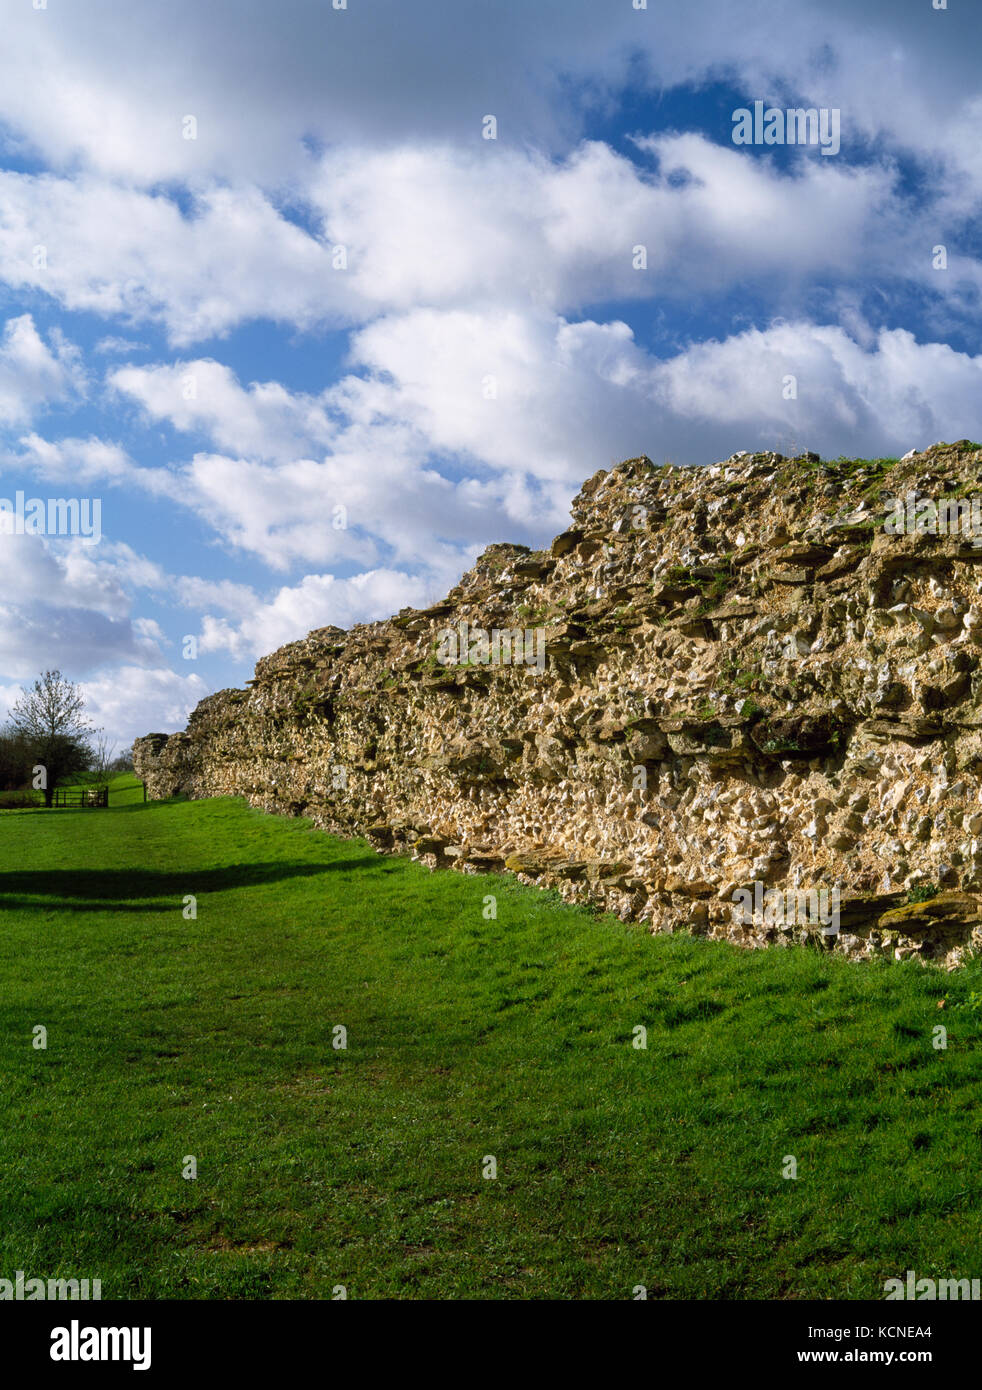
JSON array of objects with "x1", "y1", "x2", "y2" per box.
[
  {"x1": 2, "y1": 776, "x2": 981, "y2": 1299},
  {"x1": 0, "y1": 768, "x2": 143, "y2": 809}
]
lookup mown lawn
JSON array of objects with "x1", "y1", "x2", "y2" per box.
[{"x1": 1, "y1": 780, "x2": 981, "y2": 1300}]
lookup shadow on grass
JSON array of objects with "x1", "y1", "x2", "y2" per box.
[
  {"x1": 0, "y1": 860, "x2": 375, "y2": 912},
  {"x1": 0, "y1": 804, "x2": 147, "y2": 818}
]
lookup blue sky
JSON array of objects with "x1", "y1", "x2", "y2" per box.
[{"x1": 1, "y1": 0, "x2": 981, "y2": 747}]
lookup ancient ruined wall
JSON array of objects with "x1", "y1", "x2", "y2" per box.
[{"x1": 134, "y1": 444, "x2": 982, "y2": 968}]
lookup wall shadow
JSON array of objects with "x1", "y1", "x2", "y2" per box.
[{"x1": 0, "y1": 860, "x2": 375, "y2": 912}]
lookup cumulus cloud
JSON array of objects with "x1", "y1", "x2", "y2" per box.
[
  {"x1": 13, "y1": 433, "x2": 134, "y2": 486},
  {"x1": 346, "y1": 307, "x2": 982, "y2": 471},
  {"x1": 0, "y1": 175, "x2": 350, "y2": 345},
  {"x1": 0, "y1": 315, "x2": 83, "y2": 426},
  {"x1": 335, "y1": 308, "x2": 982, "y2": 481},
  {"x1": 0, "y1": 535, "x2": 220, "y2": 743},
  {"x1": 2, "y1": 0, "x2": 981, "y2": 192},
  {"x1": 0, "y1": 136, "x2": 951, "y2": 345},
  {"x1": 0, "y1": 0, "x2": 643, "y2": 183},
  {"x1": 37, "y1": 308, "x2": 982, "y2": 585},
  {"x1": 196, "y1": 568, "x2": 435, "y2": 660},
  {"x1": 109, "y1": 359, "x2": 337, "y2": 461},
  {"x1": 77, "y1": 666, "x2": 209, "y2": 747},
  {"x1": 649, "y1": 322, "x2": 982, "y2": 459},
  {"x1": 313, "y1": 136, "x2": 907, "y2": 314},
  {"x1": 106, "y1": 352, "x2": 568, "y2": 569},
  {"x1": 0, "y1": 535, "x2": 165, "y2": 680}
]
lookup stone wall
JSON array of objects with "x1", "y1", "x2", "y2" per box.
[{"x1": 134, "y1": 443, "x2": 982, "y2": 968}]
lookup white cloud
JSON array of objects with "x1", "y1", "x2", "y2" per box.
[
  {"x1": 0, "y1": 315, "x2": 83, "y2": 426},
  {"x1": 330, "y1": 306, "x2": 982, "y2": 489},
  {"x1": 0, "y1": 535, "x2": 212, "y2": 745},
  {"x1": 109, "y1": 359, "x2": 336, "y2": 461},
  {"x1": 0, "y1": 0, "x2": 642, "y2": 184},
  {"x1": 13, "y1": 433, "x2": 134, "y2": 486},
  {"x1": 0, "y1": 0, "x2": 979, "y2": 224},
  {"x1": 650, "y1": 322, "x2": 982, "y2": 457},
  {"x1": 78, "y1": 666, "x2": 209, "y2": 747},
  {"x1": 0, "y1": 136, "x2": 936, "y2": 346},
  {"x1": 169, "y1": 575, "x2": 259, "y2": 621},
  {"x1": 196, "y1": 568, "x2": 435, "y2": 660},
  {"x1": 94, "y1": 336, "x2": 148, "y2": 356},
  {"x1": 4, "y1": 0, "x2": 982, "y2": 716},
  {"x1": 314, "y1": 136, "x2": 904, "y2": 313},
  {"x1": 0, "y1": 175, "x2": 351, "y2": 345},
  {"x1": 347, "y1": 307, "x2": 982, "y2": 471},
  {"x1": 107, "y1": 354, "x2": 565, "y2": 569},
  {"x1": 0, "y1": 535, "x2": 165, "y2": 681},
  {"x1": 35, "y1": 306, "x2": 982, "y2": 586}
]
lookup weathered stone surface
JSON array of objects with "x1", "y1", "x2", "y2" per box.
[
  {"x1": 134, "y1": 444, "x2": 982, "y2": 968},
  {"x1": 878, "y1": 892, "x2": 982, "y2": 936}
]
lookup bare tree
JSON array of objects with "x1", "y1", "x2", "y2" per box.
[
  {"x1": 111, "y1": 744, "x2": 135, "y2": 773},
  {"x1": 10, "y1": 670, "x2": 95, "y2": 807},
  {"x1": 90, "y1": 734, "x2": 116, "y2": 784}
]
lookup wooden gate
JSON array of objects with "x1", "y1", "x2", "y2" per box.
[{"x1": 52, "y1": 785, "x2": 110, "y2": 808}]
